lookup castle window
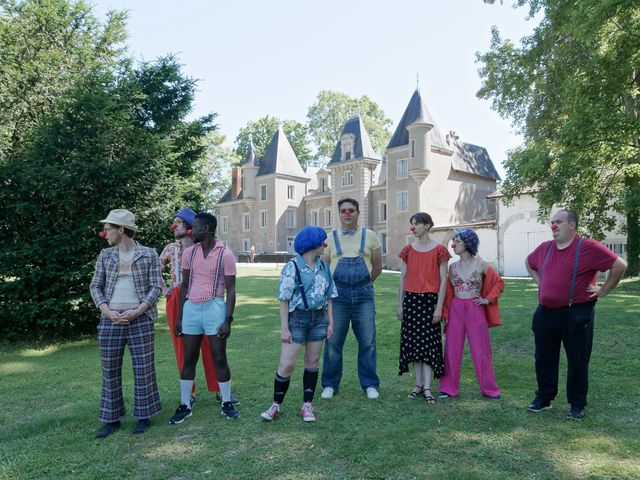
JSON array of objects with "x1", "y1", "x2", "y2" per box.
[
  {"x1": 286, "y1": 210, "x2": 296, "y2": 228},
  {"x1": 410, "y1": 139, "x2": 416, "y2": 159},
  {"x1": 260, "y1": 184, "x2": 267, "y2": 201},
  {"x1": 341, "y1": 134, "x2": 355, "y2": 161},
  {"x1": 287, "y1": 185, "x2": 295, "y2": 200},
  {"x1": 342, "y1": 169, "x2": 353, "y2": 186},
  {"x1": 397, "y1": 191, "x2": 408, "y2": 212},
  {"x1": 242, "y1": 213, "x2": 251, "y2": 232},
  {"x1": 397, "y1": 158, "x2": 408, "y2": 179},
  {"x1": 260, "y1": 210, "x2": 267, "y2": 228}
]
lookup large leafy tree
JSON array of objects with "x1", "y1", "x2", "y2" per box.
[
  {"x1": 0, "y1": 0, "x2": 127, "y2": 158},
  {"x1": 0, "y1": 1, "x2": 216, "y2": 338},
  {"x1": 477, "y1": 0, "x2": 640, "y2": 275},
  {"x1": 234, "y1": 116, "x2": 312, "y2": 168},
  {"x1": 203, "y1": 131, "x2": 240, "y2": 210},
  {"x1": 306, "y1": 90, "x2": 393, "y2": 161}
]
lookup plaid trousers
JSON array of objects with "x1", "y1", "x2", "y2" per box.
[{"x1": 97, "y1": 314, "x2": 162, "y2": 423}]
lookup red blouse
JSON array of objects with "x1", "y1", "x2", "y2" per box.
[{"x1": 399, "y1": 244, "x2": 451, "y2": 293}]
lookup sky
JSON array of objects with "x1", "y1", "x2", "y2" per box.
[{"x1": 91, "y1": 0, "x2": 538, "y2": 178}]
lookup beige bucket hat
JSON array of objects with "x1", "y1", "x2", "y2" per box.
[{"x1": 100, "y1": 209, "x2": 138, "y2": 232}]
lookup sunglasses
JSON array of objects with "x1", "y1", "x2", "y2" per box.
[{"x1": 340, "y1": 208, "x2": 356, "y2": 214}]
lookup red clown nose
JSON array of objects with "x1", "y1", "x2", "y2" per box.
[
  {"x1": 551, "y1": 224, "x2": 558, "y2": 232},
  {"x1": 187, "y1": 229, "x2": 193, "y2": 236},
  {"x1": 323, "y1": 242, "x2": 328, "y2": 248},
  {"x1": 410, "y1": 226, "x2": 416, "y2": 232},
  {"x1": 451, "y1": 243, "x2": 456, "y2": 249},
  {"x1": 171, "y1": 223, "x2": 178, "y2": 230},
  {"x1": 99, "y1": 231, "x2": 107, "y2": 239}
]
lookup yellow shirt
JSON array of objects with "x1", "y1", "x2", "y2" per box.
[{"x1": 324, "y1": 227, "x2": 382, "y2": 274}]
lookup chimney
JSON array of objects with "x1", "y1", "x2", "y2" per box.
[{"x1": 231, "y1": 167, "x2": 241, "y2": 200}]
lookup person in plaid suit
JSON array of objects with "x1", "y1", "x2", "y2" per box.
[{"x1": 90, "y1": 209, "x2": 163, "y2": 439}]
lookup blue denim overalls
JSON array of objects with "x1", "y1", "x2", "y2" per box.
[{"x1": 321, "y1": 227, "x2": 379, "y2": 391}]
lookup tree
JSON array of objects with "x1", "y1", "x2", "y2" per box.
[
  {"x1": 306, "y1": 90, "x2": 393, "y2": 161},
  {"x1": 234, "y1": 116, "x2": 312, "y2": 168},
  {"x1": 203, "y1": 131, "x2": 240, "y2": 210},
  {"x1": 0, "y1": 3, "x2": 216, "y2": 338},
  {"x1": 0, "y1": 0, "x2": 128, "y2": 158},
  {"x1": 477, "y1": 0, "x2": 640, "y2": 275}
]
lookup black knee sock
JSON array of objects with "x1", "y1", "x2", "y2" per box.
[
  {"x1": 273, "y1": 373, "x2": 290, "y2": 404},
  {"x1": 303, "y1": 368, "x2": 319, "y2": 403}
]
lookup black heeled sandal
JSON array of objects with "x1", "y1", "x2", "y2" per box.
[{"x1": 407, "y1": 385, "x2": 424, "y2": 398}]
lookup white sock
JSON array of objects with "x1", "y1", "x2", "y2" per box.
[
  {"x1": 218, "y1": 381, "x2": 231, "y2": 403},
  {"x1": 180, "y1": 380, "x2": 194, "y2": 407}
]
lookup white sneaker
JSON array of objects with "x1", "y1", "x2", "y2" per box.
[
  {"x1": 320, "y1": 387, "x2": 334, "y2": 399},
  {"x1": 366, "y1": 387, "x2": 380, "y2": 399}
]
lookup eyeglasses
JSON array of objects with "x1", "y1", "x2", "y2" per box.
[{"x1": 340, "y1": 208, "x2": 356, "y2": 214}]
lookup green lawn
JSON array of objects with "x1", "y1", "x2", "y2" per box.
[{"x1": 1, "y1": 267, "x2": 639, "y2": 480}]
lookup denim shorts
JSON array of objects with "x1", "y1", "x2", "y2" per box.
[
  {"x1": 182, "y1": 298, "x2": 226, "y2": 335},
  {"x1": 289, "y1": 308, "x2": 328, "y2": 344}
]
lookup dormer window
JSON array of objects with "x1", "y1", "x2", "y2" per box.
[{"x1": 340, "y1": 134, "x2": 355, "y2": 162}]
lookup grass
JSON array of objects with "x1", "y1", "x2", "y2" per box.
[{"x1": 1, "y1": 266, "x2": 639, "y2": 480}]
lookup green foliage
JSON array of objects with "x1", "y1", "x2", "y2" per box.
[
  {"x1": 234, "y1": 116, "x2": 312, "y2": 168},
  {"x1": 0, "y1": 0, "x2": 128, "y2": 158},
  {"x1": 306, "y1": 90, "x2": 393, "y2": 161},
  {"x1": 0, "y1": 1, "x2": 216, "y2": 338},
  {"x1": 203, "y1": 131, "x2": 240, "y2": 210},
  {"x1": 477, "y1": 0, "x2": 640, "y2": 274}
]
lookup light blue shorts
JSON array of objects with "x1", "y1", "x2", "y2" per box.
[{"x1": 182, "y1": 298, "x2": 226, "y2": 335}]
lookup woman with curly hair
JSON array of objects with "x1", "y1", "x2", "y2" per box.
[
  {"x1": 439, "y1": 228, "x2": 504, "y2": 400},
  {"x1": 397, "y1": 212, "x2": 450, "y2": 404}
]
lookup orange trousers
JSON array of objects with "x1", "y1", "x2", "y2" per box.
[{"x1": 166, "y1": 286, "x2": 219, "y2": 393}]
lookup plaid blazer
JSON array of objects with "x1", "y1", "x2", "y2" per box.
[{"x1": 90, "y1": 243, "x2": 163, "y2": 320}]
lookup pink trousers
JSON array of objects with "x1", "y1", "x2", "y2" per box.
[{"x1": 439, "y1": 297, "x2": 500, "y2": 398}]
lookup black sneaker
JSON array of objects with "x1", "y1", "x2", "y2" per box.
[
  {"x1": 216, "y1": 393, "x2": 240, "y2": 405},
  {"x1": 527, "y1": 398, "x2": 552, "y2": 412},
  {"x1": 221, "y1": 401, "x2": 240, "y2": 419},
  {"x1": 566, "y1": 405, "x2": 585, "y2": 420},
  {"x1": 132, "y1": 419, "x2": 150, "y2": 435},
  {"x1": 95, "y1": 421, "x2": 120, "y2": 439},
  {"x1": 169, "y1": 404, "x2": 192, "y2": 424},
  {"x1": 439, "y1": 392, "x2": 451, "y2": 399}
]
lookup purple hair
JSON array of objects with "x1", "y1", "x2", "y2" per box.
[{"x1": 453, "y1": 228, "x2": 480, "y2": 257}]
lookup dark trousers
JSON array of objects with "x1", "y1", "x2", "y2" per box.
[{"x1": 532, "y1": 302, "x2": 595, "y2": 408}]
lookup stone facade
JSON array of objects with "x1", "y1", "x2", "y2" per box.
[{"x1": 216, "y1": 89, "x2": 502, "y2": 270}]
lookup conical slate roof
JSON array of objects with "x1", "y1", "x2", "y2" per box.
[
  {"x1": 387, "y1": 89, "x2": 447, "y2": 150},
  {"x1": 257, "y1": 127, "x2": 307, "y2": 178},
  {"x1": 242, "y1": 139, "x2": 259, "y2": 167},
  {"x1": 328, "y1": 115, "x2": 381, "y2": 165}
]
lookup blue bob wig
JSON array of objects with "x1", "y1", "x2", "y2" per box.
[
  {"x1": 294, "y1": 226, "x2": 327, "y2": 255},
  {"x1": 453, "y1": 228, "x2": 480, "y2": 257}
]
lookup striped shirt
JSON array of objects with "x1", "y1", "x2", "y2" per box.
[{"x1": 181, "y1": 241, "x2": 236, "y2": 304}]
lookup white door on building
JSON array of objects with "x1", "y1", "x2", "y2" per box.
[{"x1": 503, "y1": 219, "x2": 550, "y2": 276}]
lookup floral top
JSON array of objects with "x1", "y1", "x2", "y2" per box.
[
  {"x1": 451, "y1": 266, "x2": 483, "y2": 296},
  {"x1": 277, "y1": 255, "x2": 338, "y2": 312},
  {"x1": 160, "y1": 240, "x2": 184, "y2": 288}
]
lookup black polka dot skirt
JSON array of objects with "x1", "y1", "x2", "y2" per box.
[{"x1": 399, "y1": 292, "x2": 444, "y2": 377}]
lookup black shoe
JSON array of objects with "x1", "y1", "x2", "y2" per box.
[
  {"x1": 169, "y1": 404, "x2": 192, "y2": 424},
  {"x1": 216, "y1": 393, "x2": 240, "y2": 405},
  {"x1": 221, "y1": 401, "x2": 240, "y2": 419},
  {"x1": 484, "y1": 394, "x2": 502, "y2": 400},
  {"x1": 566, "y1": 405, "x2": 585, "y2": 420},
  {"x1": 132, "y1": 419, "x2": 150, "y2": 435},
  {"x1": 527, "y1": 398, "x2": 552, "y2": 412},
  {"x1": 95, "y1": 421, "x2": 120, "y2": 439},
  {"x1": 438, "y1": 392, "x2": 452, "y2": 399}
]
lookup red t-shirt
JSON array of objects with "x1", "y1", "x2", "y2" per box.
[
  {"x1": 399, "y1": 243, "x2": 451, "y2": 294},
  {"x1": 527, "y1": 236, "x2": 618, "y2": 308}
]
